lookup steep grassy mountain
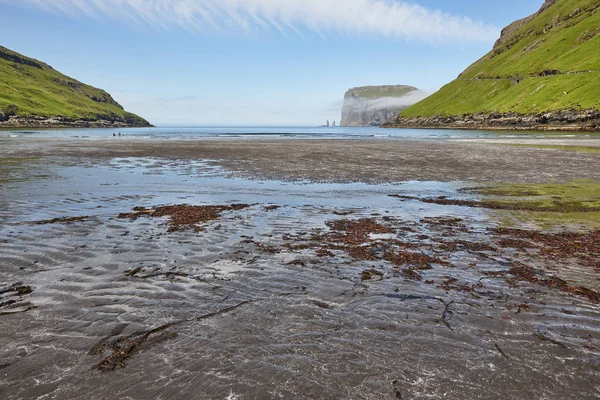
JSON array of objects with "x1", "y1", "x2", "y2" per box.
[
  {"x1": 340, "y1": 85, "x2": 425, "y2": 126},
  {"x1": 394, "y1": 0, "x2": 600, "y2": 130},
  {"x1": 0, "y1": 46, "x2": 150, "y2": 127}
]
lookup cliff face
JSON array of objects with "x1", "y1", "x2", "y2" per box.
[
  {"x1": 391, "y1": 0, "x2": 600, "y2": 131},
  {"x1": 0, "y1": 46, "x2": 151, "y2": 128},
  {"x1": 492, "y1": 0, "x2": 558, "y2": 50},
  {"x1": 340, "y1": 85, "x2": 424, "y2": 127}
]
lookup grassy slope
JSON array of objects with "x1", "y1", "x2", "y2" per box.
[
  {"x1": 0, "y1": 46, "x2": 149, "y2": 124},
  {"x1": 401, "y1": 0, "x2": 600, "y2": 118}
]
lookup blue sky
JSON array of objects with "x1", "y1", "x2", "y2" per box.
[{"x1": 0, "y1": 0, "x2": 544, "y2": 125}]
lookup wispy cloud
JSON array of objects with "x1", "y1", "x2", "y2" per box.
[
  {"x1": 344, "y1": 90, "x2": 430, "y2": 112},
  {"x1": 9, "y1": 0, "x2": 499, "y2": 42}
]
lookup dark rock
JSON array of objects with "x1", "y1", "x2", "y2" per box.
[{"x1": 384, "y1": 109, "x2": 600, "y2": 131}]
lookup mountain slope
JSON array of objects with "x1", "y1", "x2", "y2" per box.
[
  {"x1": 390, "y1": 0, "x2": 600, "y2": 131},
  {"x1": 0, "y1": 46, "x2": 151, "y2": 127},
  {"x1": 340, "y1": 85, "x2": 426, "y2": 126}
]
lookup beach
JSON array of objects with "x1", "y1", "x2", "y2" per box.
[
  {"x1": 1, "y1": 132, "x2": 600, "y2": 399},
  {"x1": 2, "y1": 136, "x2": 600, "y2": 183}
]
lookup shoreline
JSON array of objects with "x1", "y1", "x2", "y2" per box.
[
  {"x1": 382, "y1": 123, "x2": 600, "y2": 132},
  {"x1": 0, "y1": 115, "x2": 153, "y2": 129},
  {"x1": 383, "y1": 109, "x2": 600, "y2": 132}
]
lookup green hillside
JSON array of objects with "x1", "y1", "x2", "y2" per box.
[
  {"x1": 401, "y1": 0, "x2": 600, "y2": 118},
  {"x1": 0, "y1": 46, "x2": 150, "y2": 126}
]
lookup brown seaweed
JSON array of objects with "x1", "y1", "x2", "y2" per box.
[{"x1": 119, "y1": 204, "x2": 251, "y2": 232}]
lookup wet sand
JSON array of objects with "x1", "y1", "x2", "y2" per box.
[
  {"x1": 1, "y1": 137, "x2": 600, "y2": 399},
  {"x1": 2, "y1": 137, "x2": 600, "y2": 182}
]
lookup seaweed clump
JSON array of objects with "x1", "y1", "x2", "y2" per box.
[
  {"x1": 506, "y1": 263, "x2": 600, "y2": 303},
  {"x1": 90, "y1": 301, "x2": 251, "y2": 372},
  {"x1": 119, "y1": 204, "x2": 251, "y2": 232},
  {"x1": 391, "y1": 195, "x2": 600, "y2": 213},
  {"x1": 493, "y1": 228, "x2": 600, "y2": 269},
  {"x1": 280, "y1": 218, "x2": 448, "y2": 276},
  {"x1": 33, "y1": 216, "x2": 89, "y2": 225}
]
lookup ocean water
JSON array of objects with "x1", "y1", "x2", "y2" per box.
[{"x1": 1, "y1": 125, "x2": 596, "y2": 140}]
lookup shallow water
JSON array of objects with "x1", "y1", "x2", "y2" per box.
[
  {"x1": 0, "y1": 157, "x2": 599, "y2": 399},
  {"x1": 2, "y1": 125, "x2": 599, "y2": 141}
]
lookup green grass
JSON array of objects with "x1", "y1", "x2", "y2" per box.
[
  {"x1": 480, "y1": 179, "x2": 600, "y2": 210},
  {"x1": 0, "y1": 46, "x2": 149, "y2": 125},
  {"x1": 498, "y1": 143, "x2": 600, "y2": 153},
  {"x1": 402, "y1": 73, "x2": 600, "y2": 117},
  {"x1": 471, "y1": 179, "x2": 600, "y2": 228},
  {"x1": 462, "y1": 0, "x2": 600, "y2": 78},
  {"x1": 495, "y1": 209, "x2": 600, "y2": 229},
  {"x1": 401, "y1": 0, "x2": 600, "y2": 118}
]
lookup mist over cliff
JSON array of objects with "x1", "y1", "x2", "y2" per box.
[{"x1": 340, "y1": 86, "x2": 427, "y2": 127}]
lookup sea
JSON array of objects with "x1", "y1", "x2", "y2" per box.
[{"x1": 1, "y1": 125, "x2": 595, "y2": 140}]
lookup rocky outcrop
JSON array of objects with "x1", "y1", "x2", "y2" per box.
[
  {"x1": 340, "y1": 85, "x2": 425, "y2": 127},
  {"x1": 383, "y1": 109, "x2": 600, "y2": 131},
  {"x1": 493, "y1": 0, "x2": 558, "y2": 50},
  {"x1": 0, "y1": 113, "x2": 152, "y2": 128},
  {"x1": 341, "y1": 107, "x2": 401, "y2": 127},
  {"x1": 0, "y1": 46, "x2": 46, "y2": 69}
]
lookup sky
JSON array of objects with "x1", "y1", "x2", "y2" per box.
[{"x1": 0, "y1": 0, "x2": 545, "y2": 126}]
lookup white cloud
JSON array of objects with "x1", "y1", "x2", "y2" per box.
[
  {"x1": 344, "y1": 90, "x2": 430, "y2": 112},
  {"x1": 9, "y1": 0, "x2": 499, "y2": 42}
]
